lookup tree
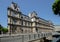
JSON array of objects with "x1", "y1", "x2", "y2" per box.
[
  {"x1": 0, "y1": 24, "x2": 3, "y2": 34},
  {"x1": 0, "y1": 24, "x2": 8, "y2": 34},
  {"x1": 52, "y1": 0, "x2": 60, "y2": 16},
  {"x1": 2, "y1": 28, "x2": 8, "y2": 34}
]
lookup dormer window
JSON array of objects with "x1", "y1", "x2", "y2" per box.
[
  {"x1": 21, "y1": 16, "x2": 23, "y2": 19},
  {"x1": 13, "y1": 19, "x2": 17, "y2": 24}
]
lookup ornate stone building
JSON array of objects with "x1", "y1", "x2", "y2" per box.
[{"x1": 8, "y1": 2, "x2": 54, "y2": 34}]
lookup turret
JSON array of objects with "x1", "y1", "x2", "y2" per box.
[
  {"x1": 28, "y1": 11, "x2": 37, "y2": 18},
  {"x1": 8, "y1": 2, "x2": 20, "y2": 11}
]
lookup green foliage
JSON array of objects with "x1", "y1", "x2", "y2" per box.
[
  {"x1": 52, "y1": 0, "x2": 60, "y2": 16},
  {"x1": 55, "y1": 0, "x2": 60, "y2": 2},
  {"x1": 2, "y1": 28, "x2": 8, "y2": 33},
  {"x1": 0, "y1": 24, "x2": 8, "y2": 34}
]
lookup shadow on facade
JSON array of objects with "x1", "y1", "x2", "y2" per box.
[{"x1": 43, "y1": 37, "x2": 52, "y2": 42}]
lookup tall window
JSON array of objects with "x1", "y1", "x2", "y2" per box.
[
  {"x1": 12, "y1": 26, "x2": 17, "y2": 33},
  {"x1": 27, "y1": 22, "x2": 28, "y2": 26},
  {"x1": 25, "y1": 21, "x2": 27, "y2": 26},
  {"x1": 13, "y1": 19, "x2": 17, "y2": 24},
  {"x1": 28, "y1": 22, "x2": 30, "y2": 26},
  {"x1": 36, "y1": 28, "x2": 38, "y2": 32},
  {"x1": 21, "y1": 16, "x2": 23, "y2": 19},
  {"x1": 19, "y1": 20, "x2": 21, "y2": 25},
  {"x1": 21, "y1": 20, "x2": 23, "y2": 25},
  {"x1": 12, "y1": 12, "x2": 17, "y2": 17},
  {"x1": 31, "y1": 23, "x2": 32, "y2": 26},
  {"x1": 23, "y1": 21, "x2": 25, "y2": 26}
]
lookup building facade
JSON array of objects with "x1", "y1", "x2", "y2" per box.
[
  {"x1": 54, "y1": 25, "x2": 60, "y2": 32},
  {"x1": 8, "y1": 2, "x2": 54, "y2": 34}
]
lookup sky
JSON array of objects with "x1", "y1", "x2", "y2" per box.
[{"x1": 0, "y1": 0, "x2": 60, "y2": 28}]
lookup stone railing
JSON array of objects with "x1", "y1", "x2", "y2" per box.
[{"x1": 0, "y1": 32, "x2": 52, "y2": 42}]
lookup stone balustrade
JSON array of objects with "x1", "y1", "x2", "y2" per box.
[{"x1": 0, "y1": 32, "x2": 52, "y2": 42}]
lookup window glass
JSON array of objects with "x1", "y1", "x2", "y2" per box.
[
  {"x1": 13, "y1": 19, "x2": 17, "y2": 24},
  {"x1": 12, "y1": 12, "x2": 16, "y2": 16}
]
